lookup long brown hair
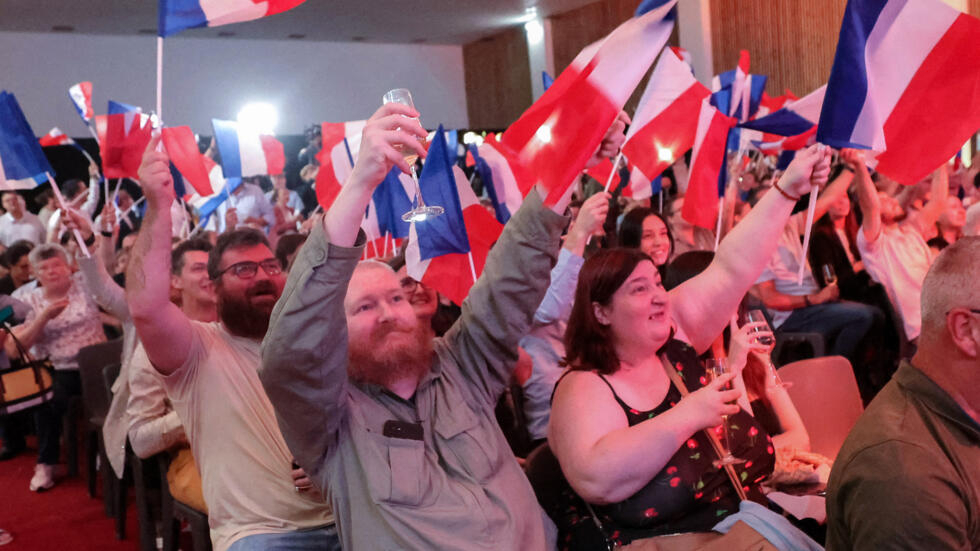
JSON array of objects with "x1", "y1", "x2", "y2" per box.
[{"x1": 564, "y1": 248, "x2": 653, "y2": 375}]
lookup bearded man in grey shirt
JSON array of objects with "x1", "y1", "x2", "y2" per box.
[{"x1": 259, "y1": 102, "x2": 626, "y2": 550}]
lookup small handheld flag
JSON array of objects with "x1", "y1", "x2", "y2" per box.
[{"x1": 159, "y1": 0, "x2": 308, "y2": 37}]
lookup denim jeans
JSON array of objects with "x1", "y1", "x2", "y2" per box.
[
  {"x1": 34, "y1": 370, "x2": 81, "y2": 465},
  {"x1": 778, "y1": 301, "x2": 879, "y2": 365},
  {"x1": 227, "y1": 525, "x2": 341, "y2": 551}
]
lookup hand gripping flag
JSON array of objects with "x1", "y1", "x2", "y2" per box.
[
  {"x1": 683, "y1": 98, "x2": 736, "y2": 230},
  {"x1": 817, "y1": 0, "x2": 980, "y2": 185},
  {"x1": 0, "y1": 91, "x2": 55, "y2": 190},
  {"x1": 68, "y1": 82, "x2": 94, "y2": 124},
  {"x1": 211, "y1": 119, "x2": 286, "y2": 183},
  {"x1": 159, "y1": 0, "x2": 307, "y2": 37},
  {"x1": 406, "y1": 126, "x2": 503, "y2": 305},
  {"x1": 102, "y1": 101, "x2": 154, "y2": 179},
  {"x1": 498, "y1": 0, "x2": 677, "y2": 206},
  {"x1": 621, "y1": 47, "x2": 711, "y2": 199},
  {"x1": 161, "y1": 126, "x2": 214, "y2": 196},
  {"x1": 314, "y1": 120, "x2": 366, "y2": 210}
]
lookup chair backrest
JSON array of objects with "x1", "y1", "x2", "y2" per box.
[
  {"x1": 524, "y1": 442, "x2": 567, "y2": 520},
  {"x1": 102, "y1": 363, "x2": 121, "y2": 400},
  {"x1": 76, "y1": 339, "x2": 123, "y2": 423},
  {"x1": 779, "y1": 355, "x2": 864, "y2": 459}
]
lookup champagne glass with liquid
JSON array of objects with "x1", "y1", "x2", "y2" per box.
[
  {"x1": 745, "y1": 309, "x2": 791, "y2": 389},
  {"x1": 381, "y1": 88, "x2": 444, "y2": 223},
  {"x1": 704, "y1": 358, "x2": 746, "y2": 468}
]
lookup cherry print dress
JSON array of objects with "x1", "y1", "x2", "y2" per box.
[{"x1": 552, "y1": 339, "x2": 776, "y2": 549}]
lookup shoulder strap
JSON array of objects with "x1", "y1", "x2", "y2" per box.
[{"x1": 660, "y1": 353, "x2": 748, "y2": 503}]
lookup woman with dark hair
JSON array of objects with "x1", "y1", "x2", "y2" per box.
[
  {"x1": 617, "y1": 207, "x2": 673, "y2": 272},
  {"x1": 547, "y1": 146, "x2": 831, "y2": 549}
]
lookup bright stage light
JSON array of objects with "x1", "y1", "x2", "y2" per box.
[
  {"x1": 658, "y1": 147, "x2": 674, "y2": 163},
  {"x1": 525, "y1": 19, "x2": 544, "y2": 45},
  {"x1": 237, "y1": 102, "x2": 278, "y2": 135}
]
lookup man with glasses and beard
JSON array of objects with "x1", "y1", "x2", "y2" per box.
[
  {"x1": 258, "y1": 102, "x2": 627, "y2": 549},
  {"x1": 125, "y1": 134, "x2": 338, "y2": 551}
]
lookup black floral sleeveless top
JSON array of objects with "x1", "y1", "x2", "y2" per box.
[{"x1": 553, "y1": 339, "x2": 776, "y2": 549}]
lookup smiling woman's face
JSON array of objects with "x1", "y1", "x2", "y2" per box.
[
  {"x1": 640, "y1": 215, "x2": 671, "y2": 266},
  {"x1": 594, "y1": 259, "x2": 672, "y2": 350}
]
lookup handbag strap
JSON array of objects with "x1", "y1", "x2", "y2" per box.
[{"x1": 661, "y1": 353, "x2": 749, "y2": 502}]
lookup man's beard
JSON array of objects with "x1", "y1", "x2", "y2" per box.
[
  {"x1": 348, "y1": 321, "x2": 434, "y2": 389},
  {"x1": 217, "y1": 280, "x2": 279, "y2": 339}
]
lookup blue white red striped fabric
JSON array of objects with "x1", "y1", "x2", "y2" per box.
[
  {"x1": 39, "y1": 128, "x2": 73, "y2": 147},
  {"x1": 741, "y1": 85, "x2": 825, "y2": 137},
  {"x1": 68, "y1": 82, "x2": 94, "y2": 124},
  {"x1": 621, "y1": 47, "x2": 710, "y2": 199},
  {"x1": 683, "y1": 98, "x2": 735, "y2": 229},
  {"x1": 370, "y1": 168, "x2": 414, "y2": 239},
  {"x1": 0, "y1": 91, "x2": 53, "y2": 190},
  {"x1": 314, "y1": 120, "x2": 366, "y2": 210},
  {"x1": 211, "y1": 118, "x2": 286, "y2": 181},
  {"x1": 159, "y1": 0, "x2": 307, "y2": 37},
  {"x1": 474, "y1": 137, "x2": 524, "y2": 224},
  {"x1": 499, "y1": 0, "x2": 677, "y2": 205},
  {"x1": 817, "y1": 0, "x2": 980, "y2": 184},
  {"x1": 406, "y1": 127, "x2": 503, "y2": 306}
]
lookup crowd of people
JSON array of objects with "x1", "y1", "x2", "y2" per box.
[{"x1": 0, "y1": 97, "x2": 978, "y2": 550}]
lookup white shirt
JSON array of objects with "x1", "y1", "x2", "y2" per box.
[
  {"x1": 162, "y1": 321, "x2": 333, "y2": 551},
  {"x1": 857, "y1": 224, "x2": 931, "y2": 340},
  {"x1": 215, "y1": 183, "x2": 275, "y2": 234},
  {"x1": 0, "y1": 211, "x2": 46, "y2": 246},
  {"x1": 755, "y1": 214, "x2": 821, "y2": 328}
]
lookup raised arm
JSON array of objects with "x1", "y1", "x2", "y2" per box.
[
  {"x1": 847, "y1": 149, "x2": 882, "y2": 244},
  {"x1": 260, "y1": 103, "x2": 427, "y2": 487},
  {"x1": 669, "y1": 145, "x2": 832, "y2": 353},
  {"x1": 126, "y1": 134, "x2": 194, "y2": 375},
  {"x1": 810, "y1": 167, "x2": 854, "y2": 228},
  {"x1": 64, "y1": 208, "x2": 129, "y2": 322}
]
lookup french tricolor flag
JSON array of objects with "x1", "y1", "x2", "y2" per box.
[
  {"x1": 472, "y1": 137, "x2": 526, "y2": 224},
  {"x1": 817, "y1": 0, "x2": 980, "y2": 185},
  {"x1": 406, "y1": 126, "x2": 503, "y2": 306},
  {"x1": 314, "y1": 120, "x2": 366, "y2": 210},
  {"x1": 102, "y1": 101, "x2": 154, "y2": 180},
  {"x1": 159, "y1": 0, "x2": 307, "y2": 37},
  {"x1": 712, "y1": 50, "x2": 750, "y2": 117},
  {"x1": 499, "y1": 0, "x2": 677, "y2": 206},
  {"x1": 161, "y1": 126, "x2": 214, "y2": 196},
  {"x1": 741, "y1": 84, "x2": 826, "y2": 138},
  {"x1": 683, "y1": 98, "x2": 735, "y2": 230},
  {"x1": 39, "y1": 127, "x2": 73, "y2": 147},
  {"x1": 0, "y1": 91, "x2": 54, "y2": 190},
  {"x1": 211, "y1": 118, "x2": 286, "y2": 183},
  {"x1": 68, "y1": 82, "x2": 94, "y2": 124},
  {"x1": 187, "y1": 158, "x2": 237, "y2": 223},
  {"x1": 621, "y1": 47, "x2": 711, "y2": 199}
]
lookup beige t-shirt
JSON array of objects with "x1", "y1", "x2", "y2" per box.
[{"x1": 163, "y1": 321, "x2": 332, "y2": 551}]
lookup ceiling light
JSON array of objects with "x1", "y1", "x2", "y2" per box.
[
  {"x1": 237, "y1": 102, "x2": 278, "y2": 135},
  {"x1": 658, "y1": 147, "x2": 673, "y2": 163}
]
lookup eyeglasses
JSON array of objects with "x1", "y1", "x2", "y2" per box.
[
  {"x1": 215, "y1": 259, "x2": 282, "y2": 280},
  {"x1": 400, "y1": 277, "x2": 419, "y2": 293}
]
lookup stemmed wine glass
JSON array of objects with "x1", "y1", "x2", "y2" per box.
[
  {"x1": 745, "y1": 309, "x2": 791, "y2": 389},
  {"x1": 381, "y1": 88, "x2": 444, "y2": 223},
  {"x1": 704, "y1": 358, "x2": 746, "y2": 468}
]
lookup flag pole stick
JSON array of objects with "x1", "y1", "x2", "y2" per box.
[
  {"x1": 466, "y1": 251, "x2": 478, "y2": 284},
  {"x1": 45, "y1": 172, "x2": 91, "y2": 258},
  {"x1": 156, "y1": 37, "x2": 164, "y2": 121},
  {"x1": 796, "y1": 146, "x2": 826, "y2": 285},
  {"x1": 382, "y1": 231, "x2": 390, "y2": 258},
  {"x1": 713, "y1": 198, "x2": 724, "y2": 251},
  {"x1": 658, "y1": 190, "x2": 663, "y2": 213},
  {"x1": 603, "y1": 152, "x2": 623, "y2": 193}
]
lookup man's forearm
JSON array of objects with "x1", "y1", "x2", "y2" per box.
[
  {"x1": 323, "y1": 177, "x2": 374, "y2": 247},
  {"x1": 126, "y1": 206, "x2": 172, "y2": 319},
  {"x1": 854, "y1": 166, "x2": 880, "y2": 242}
]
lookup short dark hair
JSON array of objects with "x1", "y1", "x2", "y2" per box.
[
  {"x1": 564, "y1": 248, "x2": 653, "y2": 375},
  {"x1": 274, "y1": 233, "x2": 307, "y2": 272},
  {"x1": 208, "y1": 228, "x2": 270, "y2": 280},
  {"x1": 0, "y1": 190, "x2": 20, "y2": 202},
  {"x1": 171, "y1": 238, "x2": 213, "y2": 276},
  {"x1": 618, "y1": 207, "x2": 674, "y2": 265},
  {"x1": 2, "y1": 240, "x2": 34, "y2": 268},
  {"x1": 663, "y1": 251, "x2": 715, "y2": 291},
  {"x1": 62, "y1": 179, "x2": 86, "y2": 200}
]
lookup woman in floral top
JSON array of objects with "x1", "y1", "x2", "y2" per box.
[
  {"x1": 548, "y1": 147, "x2": 831, "y2": 548},
  {"x1": 12, "y1": 243, "x2": 107, "y2": 491}
]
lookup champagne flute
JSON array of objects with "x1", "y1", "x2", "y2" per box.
[
  {"x1": 745, "y1": 309, "x2": 791, "y2": 389},
  {"x1": 381, "y1": 88, "x2": 444, "y2": 223},
  {"x1": 704, "y1": 358, "x2": 746, "y2": 468},
  {"x1": 821, "y1": 264, "x2": 837, "y2": 286}
]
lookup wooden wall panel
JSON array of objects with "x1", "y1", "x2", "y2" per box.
[
  {"x1": 970, "y1": 0, "x2": 980, "y2": 16},
  {"x1": 463, "y1": 27, "x2": 532, "y2": 129},
  {"x1": 710, "y1": 0, "x2": 845, "y2": 98}
]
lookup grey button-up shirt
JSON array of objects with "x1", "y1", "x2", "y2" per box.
[{"x1": 260, "y1": 191, "x2": 565, "y2": 550}]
